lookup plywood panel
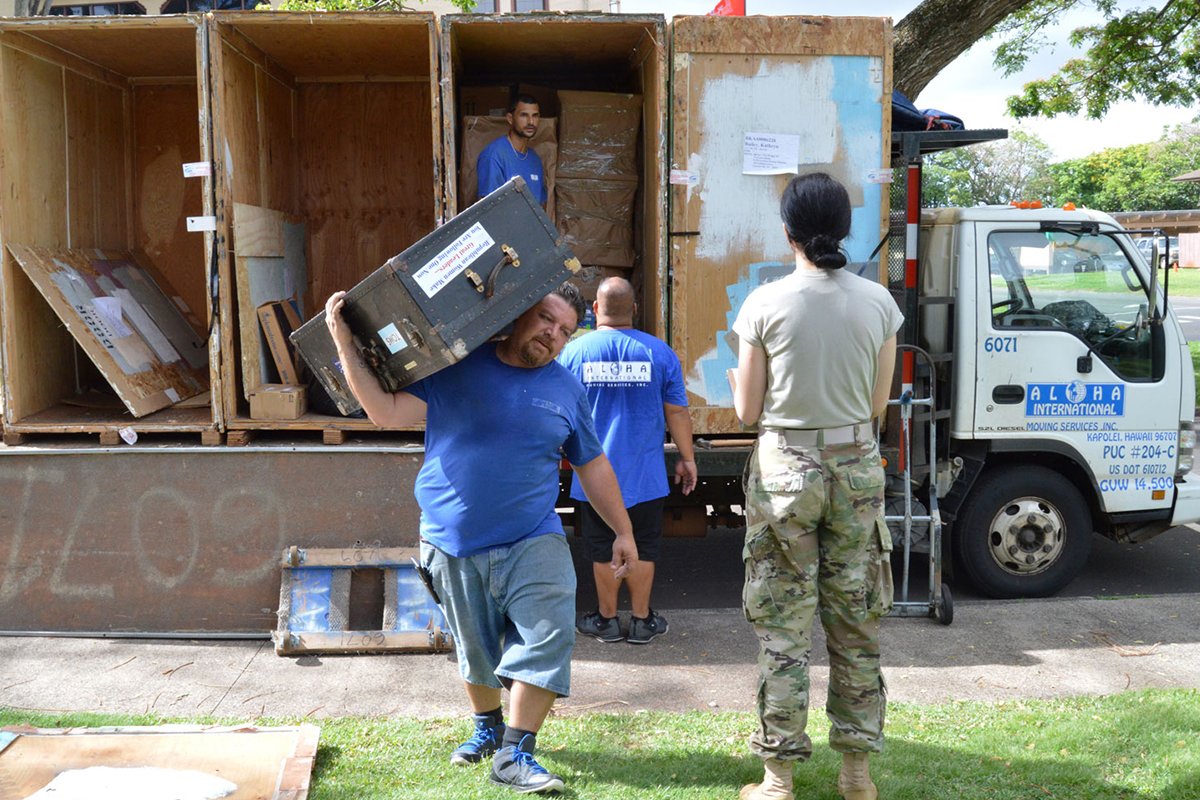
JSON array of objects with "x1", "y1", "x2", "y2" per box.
[
  {"x1": 670, "y1": 16, "x2": 890, "y2": 433},
  {"x1": 6, "y1": 245, "x2": 209, "y2": 418},
  {"x1": 257, "y1": 67, "x2": 298, "y2": 214},
  {"x1": 64, "y1": 72, "x2": 129, "y2": 255},
  {"x1": 0, "y1": 725, "x2": 318, "y2": 800},
  {"x1": 297, "y1": 81, "x2": 434, "y2": 309},
  {"x1": 0, "y1": 47, "x2": 75, "y2": 422},
  {"x1": 132, "y1": 82, "x2": 205, "y2": 326},
  {"x1": 219, "y1": 41, "x2": 263, "y2": 209}
]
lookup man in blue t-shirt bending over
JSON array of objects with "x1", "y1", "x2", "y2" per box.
[
  {"x1": 559, "y1": 277, "x2": 697, "y2": 646},
  {"x1": 477, "y1": 94, "x2": 547, "y2": 206},
  {"x1": 325, "y1": 283, "x2": 634, "y2": 795}
]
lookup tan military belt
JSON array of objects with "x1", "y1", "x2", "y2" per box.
[{"x1": 761, "y1": 423, "x2": 872, "y2": 448}]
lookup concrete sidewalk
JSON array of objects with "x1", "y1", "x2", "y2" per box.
[{"x1": 2, "y1": 595, "x2": 1197, "y2": 721}]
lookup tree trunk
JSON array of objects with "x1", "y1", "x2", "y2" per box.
[{"x1": 894, "y1": 0, "x2": 1041, "y2": 99}]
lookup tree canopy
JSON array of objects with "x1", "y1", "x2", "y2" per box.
[
  {"x1": 896, "y1": 0, "x2": 1200, "y2": 121},
  {"x1": 923, "y1": 126, "x2": 1200, "y2": 210}
]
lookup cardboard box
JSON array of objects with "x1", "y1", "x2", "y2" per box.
[
  {"x1": 459, "y1": 116, "x2": 558, "y2": 219},
  {"x1": 517, "y1": 83, "x2": 559, "y2": 119},
  {"x1": 556, "y1": 90, "x2": 642, "y2": 180},
  {"x1": 555, "y1": 177, "x2": 638, "y2": 267},
  {"x1": 249, "y1": 385, "x2": 307, "y2": 420},
  {"x1": 458, "y1": 85, "x2": 512, "y2": 118},
  {"x1": 257, "y1": 301, "x2": 303, "y2": 385}
]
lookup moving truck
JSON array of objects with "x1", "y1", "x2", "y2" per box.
[{"x1": 0, "y1": 12, "x2": 1196, "y2": 637}]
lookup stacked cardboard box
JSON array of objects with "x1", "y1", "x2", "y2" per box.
[{"x1": 555, "y1": 90, "x2": 642, "y2": 269}]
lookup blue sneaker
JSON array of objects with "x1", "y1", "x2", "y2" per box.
[
  {"x1": 489, "y1": 734, "x2": 565, "y2": 794},
  {"x1": 450, "y1": 717, "x2": 505, "y2": 766}
]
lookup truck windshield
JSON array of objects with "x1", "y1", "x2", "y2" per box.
[{"x1": 987, "y1": 229, "x2": 1156, "y2": 381}]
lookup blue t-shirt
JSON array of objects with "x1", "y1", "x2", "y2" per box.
[
  {"x1": 477, "y1": 135, "x2": 547, "y2": 205},
  {"x1": 558, "y1": 329, "x2": 688, "y2": 506},
  {"x1": 405, "y1": 343, "x2": 602, "y2": 557}
]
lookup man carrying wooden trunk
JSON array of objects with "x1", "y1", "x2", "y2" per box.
[{"x1": 324, "y1": 282, "x2": 635, "y2": 795}]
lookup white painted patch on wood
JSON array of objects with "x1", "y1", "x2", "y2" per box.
[{"x1": 693, "y1": 59, "x2": 837, "y2": 262}]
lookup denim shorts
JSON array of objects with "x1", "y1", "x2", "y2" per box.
[{"x1": 420, "y1": 533, "x2": 577, "y2": 697}]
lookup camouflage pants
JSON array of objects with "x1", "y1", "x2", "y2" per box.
[{"x1": 742, "y1": 432, "x2": 893, "y2": 761}]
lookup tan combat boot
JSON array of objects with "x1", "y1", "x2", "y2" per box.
[
  {"x1": 739, "y1": 758, "x2": 793, "y2": 800},
  {"x1": 837, "y1": 752, "x2": 878, "y2": 800}
]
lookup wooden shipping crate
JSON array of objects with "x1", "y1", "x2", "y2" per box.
[
  {"x1": 668, "y1": 16, "x2": 893, "y2": 434},
  {"x1": 208, "y1": 12, "x2": 442, "y2": 432},
  {"x1": 440, "y1": 13, "x2": 668, "y2": 337},
  {"x1": 0, "y1": 16, "x2": 215, "y2": 436}
]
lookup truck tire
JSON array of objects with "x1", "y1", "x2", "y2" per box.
[{"x1": 954, "y1": 465, "x2": 1092, "y2": 598}]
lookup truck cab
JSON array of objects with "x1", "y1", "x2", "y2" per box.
[{"x1": 916, "y1": 206, "x2": 1200, "y2": 597}]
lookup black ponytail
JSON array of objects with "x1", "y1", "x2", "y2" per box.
[{"x1": 780, "y1": 172, "x2": 851, "y2": 270}]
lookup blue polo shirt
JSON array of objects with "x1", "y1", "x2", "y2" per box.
[
  {"x1": 405, "y1": 343, "x2": 602, "y2": 557},
  {"x1": 477, "y1": 135, "x2": 547, "y2": 205},
  {"x1": 558, "y1": 329, "x2": 688, "y2": 507}
]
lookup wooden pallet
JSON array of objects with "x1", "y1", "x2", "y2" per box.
[{"x1": 273, "y1": 544, "x2": 451, "y2": 656}]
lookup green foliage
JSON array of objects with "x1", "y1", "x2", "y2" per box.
[
  {"x1": 5, "y1": 690, "x2": 1200, "y2": 799},
  {"x1": 276, "y1": 0, "x2": 475, "y2": 12},
  {"x1": 923, "y1": 129, "x2": 1055, "y2": 206},
  {"x1": 1045, "y1": 125, "x2": 1200, "y2": 210},
  {"x1": 993, "y1": 0, "x2": 1200, "y2": 119}
]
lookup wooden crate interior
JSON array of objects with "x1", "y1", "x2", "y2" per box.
[
  {"x1": 211, "y1": 13, "x2": 439, "y2": 422},
  {"x1": 444, "y1": 15, "x2": 666, "y2": 337},
  {"x1": 0, "y1": 18, "x2": 208, "y2": 430}
]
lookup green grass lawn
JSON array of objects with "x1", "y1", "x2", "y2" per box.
[
  {"x1": 4, "y1": 690, "x2": 1199, "y2": 799},
  {"x1": 1190, "y1": 342, "x2": 1200, "y2": 409}
]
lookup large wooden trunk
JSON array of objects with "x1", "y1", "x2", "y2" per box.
[
  {"x1": 668, "y1": 16, "x2": 893, "y2": 433},
  {"x1": 208, "y1": 12, "x2": 443, "y2": 431},
  {"x1": 291, "y1": 178, "x2": 581, "y2": 416},
  {"x1": 0, "y1": 17, "x2": 214, "y2": 435}
]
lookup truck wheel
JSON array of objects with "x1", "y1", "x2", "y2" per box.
[{"x1": 954, "y1": 465, "x2": 1091, "y2": 598}]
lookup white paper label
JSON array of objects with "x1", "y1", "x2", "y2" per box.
[
  {"x1": 93, "y1": 296, "x2": 133, "y2": 337},
  {"x1": 669, "y1": 169, "x2": 699, "y2": 186},
  {"x1": 182, "y1": 161, "x2": 212, "y2": 178},
  {"x1": 165, "y1": 387, "x2": 180, "y2": 402},
  {"x1": 187, "y1": 216, "x2": 217, "y2": 232},
  {"x1": 743, "y1": 132, "x2": 801, "y2": 175},
  {"x1": 866, "y1": 168, "x2": 895, "y2": 184},
  {"x1": 412, "y1": 222, "x2": 496, "y2": 298},
  {"x1": 377, "y1": 322, "x2": 409, "y2": 354}
]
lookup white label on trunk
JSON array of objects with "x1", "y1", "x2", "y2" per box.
[{"x1": 412, "y1": 222, "x2": 496, "y2": 298}]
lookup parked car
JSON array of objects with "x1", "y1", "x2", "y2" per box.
[{"x1": 1136, "y1": 236, "x2": 1178, "y2": 267}]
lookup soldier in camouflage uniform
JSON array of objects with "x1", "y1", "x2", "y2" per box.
[{"x1": 731, "y1": 173, "x2": 902, "y2": 800}]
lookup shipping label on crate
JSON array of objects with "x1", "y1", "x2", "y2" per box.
[
  {"x1": 412, "y1": 222, "x2": 496, "y2": 298},
  {"x1": 377, "y1": 322, "x2": 409, "y2": 354}
]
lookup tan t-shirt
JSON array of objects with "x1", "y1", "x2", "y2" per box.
[{"x1": 732, "y1": 267, "x2": 903, "y2": 429}]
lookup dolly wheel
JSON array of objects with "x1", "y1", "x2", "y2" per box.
[{"x1": 934, "y1": 584, "x2": 954, "y2": 626}]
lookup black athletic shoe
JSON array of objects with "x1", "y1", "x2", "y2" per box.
[
  {"x1": 489, "y1": 734, "x2": 565, "y2": 794},
  {"x1": 576, "y1": 609, "x2": 624, "y2": 643},
  {"x1": 627, "y1": 610, "x2": 668, "y2": 644}
]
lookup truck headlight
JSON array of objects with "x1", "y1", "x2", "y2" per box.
[{"x1": 1177, "y1": 421, "x2": 1195, "y2": 477}]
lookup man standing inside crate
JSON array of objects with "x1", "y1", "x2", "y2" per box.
[
  {"x1": 325, "y1": 282, "x2": 635, "y2": 795},
  {"x1": 559, "y1": 277, "x2": 697, "y2": 644},
  {"x1": 477, "y1": 93, "x2": 547, "y2": 207}
]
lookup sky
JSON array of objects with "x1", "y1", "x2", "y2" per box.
[{"x1": 618, "y1": 0, "x2": 1199, "y2": 162}]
